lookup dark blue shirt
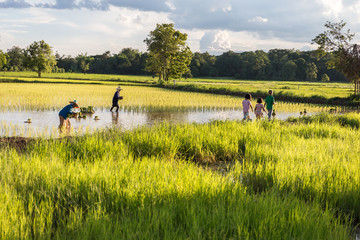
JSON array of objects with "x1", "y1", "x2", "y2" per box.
[
  {"x1": 112, "y1": 91, "x2": 120, "y2": 104},
  {"x1": 59, "y1": 104, "x2": 74, "y2": 119}
]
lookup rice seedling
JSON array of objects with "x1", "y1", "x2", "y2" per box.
[{"x1": 0, "y1": 82, "x2": 330, "y2": 114}]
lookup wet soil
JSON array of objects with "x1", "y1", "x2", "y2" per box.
[{"x1": 0, "y1": 136, "x2": 35, "y2": 152}]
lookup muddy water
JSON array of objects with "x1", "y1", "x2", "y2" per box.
[{"x1": 0, "y1": 109, "x2": 303, "y2": 137}]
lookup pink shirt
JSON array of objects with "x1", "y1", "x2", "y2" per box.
[{"x1": 242, "y1": 99, "x2": 252, "y2": 113}]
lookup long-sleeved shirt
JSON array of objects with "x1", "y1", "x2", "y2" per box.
[
  {"x1": 112, "y1": 91, "x2": 121, "y2": 104},
  {"x1": 59, "y1": 104, "x2": 74, "y2": 119}
]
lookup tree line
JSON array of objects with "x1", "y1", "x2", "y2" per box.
[{"x1": 0, "y1": 45, "x2": 346, "y2": 82}]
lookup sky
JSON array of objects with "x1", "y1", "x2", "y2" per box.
[{"x1": 1, "y1": 0, "x2": 360, "y2": 56}]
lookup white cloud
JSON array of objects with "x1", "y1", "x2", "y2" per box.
[
  {"x1": 248, "y1": 16, "x2": 268, "y2": 23},
  {"x1": 200, "y1": 31, "x2": 231, "y2": 53},
  {"x1": 1, "y1": 0, "x2": 360, "y2": 56},
  {"x1": 165, "y1": 0, "x2": 176, "y2": 11},
  {"x1": 222, "y1": 5, "x2": 231, "y2": 12},
  {"x1": 316, "y1": 0, "x2": 343, "y2": 17}
]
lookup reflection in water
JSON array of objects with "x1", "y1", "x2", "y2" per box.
[
  {"x1": 0, "y1": 108, "x2": 306, "y2": 138},
  {"x1": 145, "y1": 111, "x2": 189, "y2": 126},
  {"x1": 111, "y1": 112, "x2": 119, "y2": 124}
]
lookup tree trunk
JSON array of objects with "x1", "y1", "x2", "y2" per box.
[{"x1": 38, "y1": 71, "x2": 41, "y2": 78}]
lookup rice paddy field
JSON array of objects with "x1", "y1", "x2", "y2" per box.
[
  {"x1": 1, "y1": 72, "x2": 360, "y2": 239},
  {"x1": 180, "y1": 77, "x2": 354, "y2": 99}
]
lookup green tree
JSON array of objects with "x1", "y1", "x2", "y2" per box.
[
  {"x1": 281, "y1": 60, "x2": 297, "y2": 81},
  {"x1": 305, "y1": 62, "x2": 318, "y2": 81},
  {"x1": 0, "y1": 50, "x2": 8, "y2": 71},
  {"x1": 168, "y1": 46, "x2": 193, "y2": 79},
  {"x1": 144, "y1": 23, "x2": 193, "y2": 82},
  {"x1": 253, "y1": 50, "x2": 270, "y2": 79},
  {"x1": 215, "y1": 51, "x2": 241, "y2": 77},
  {"x1": 24, "y1": 40, "x2": 56, "y2": 77},
  {"x1": 337, "y1": 44, "x2": 360, "y2": 94},
  {"x1": 6, "y1": 46, "x2": 25, "y2": 71},
  {"x1": 76, "y1": 53, "x2": 94, "y2": 74},
  {"x1": 321, "y1": 73, "x2": 330, "y2": 82},
  {"x1": 312, "y1": 21, "x2": 360, "y2": 93}
]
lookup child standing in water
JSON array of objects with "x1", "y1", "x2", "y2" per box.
[
  {"x1": 264, "y1": 90, "x2": 276, "y2": 121},
  {"x1": 254, "y1": 97, "x2": 267, "y2": 120},
  {"x1": 242, "y1": 93, "x2": 253, "y2": 121}
]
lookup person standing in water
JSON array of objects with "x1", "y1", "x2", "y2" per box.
[
  {"x1": 58, "y1": 100, "x2": 79, "y2": 132},
  {"x1": 110, "y1": 86, "x2": 123, "y2": 112},
  {"x1": 242, "y1": 93, "x2": 253, "y2": 121},
  {"x1": 264, "y1": 90, "x2": 276, "y2": 121}
]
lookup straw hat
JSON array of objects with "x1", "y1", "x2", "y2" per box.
[
  {"x1": 69, "y1": 100, "x2": 79, "y2": 108},
  {"x1": 116, "y1": 86, "x2": 123, "y2": 91}
]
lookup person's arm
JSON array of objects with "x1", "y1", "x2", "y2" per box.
[{"x1": 250, "y1": 103, "x2": 253, "y2": 112}]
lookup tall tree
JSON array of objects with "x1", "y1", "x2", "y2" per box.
[
  {"x1": 6, "y1": 46, "x2": 25, "y2": 71},
  {"x1": 76, "y1": 53, "x2": 94, "y2": 74},
  {"x1": 24, "y1": 40, "x2": 56, "y2": 77},
  {"x1": 305, "y1": 62, "x2": 318, "y2": 81},
  {"x1": 312, "y1": 21, "x2": 360, "y2": 93},
  {"x1": 144, "y1": 23, "x2": 193, "y2": 82},
  {"x1": 337, "y1": 44, "x2": 360, "y2": 94},
  {"x1": 281, "y1": 60, "x2": 297, "y2": 81}
]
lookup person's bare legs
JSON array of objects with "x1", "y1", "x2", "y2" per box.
[
  {"x1": 66, "y1": 119, "x2": 71, "y2": 130},
  {"x1": 58, "y1": 116, "x2": 65, "y2": 132}
]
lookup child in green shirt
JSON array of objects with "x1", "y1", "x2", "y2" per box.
[{"x1": 264, "y1": 90, "x2": 275, "y2": 120}]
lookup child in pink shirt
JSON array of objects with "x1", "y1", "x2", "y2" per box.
[
  {"x1": 254, "y1": 97, "x2": 267, "y2": 120},
  {"x1": 242, "y1": 93, "x2": 253, "y2": 121}
]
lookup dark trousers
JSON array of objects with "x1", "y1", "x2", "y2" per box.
[{"x1": 110, "y1": 103, "x2": 119, "y2": 112}]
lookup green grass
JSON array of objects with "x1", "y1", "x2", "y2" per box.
[
  {"x1": 180, "y1": 77, "x2": 353, "y2": 99},
  {"x1": 0, "y1": 71, "x2": 156, "y2": 83},
  {"x1": 1, "y1": 113, "x2": 360, "y2": 239}
]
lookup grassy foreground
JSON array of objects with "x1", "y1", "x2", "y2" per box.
[{"x1": 1, "y1": 113, "x2": 360, "y2": 239}]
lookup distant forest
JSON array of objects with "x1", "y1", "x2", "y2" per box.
[{"x1": 4, "y1": 46, "x2": 347, "y2": 82}]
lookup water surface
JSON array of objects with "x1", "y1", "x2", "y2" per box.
[{"x1": 0, "y1": 109, "x2": 304, "y2": 137}]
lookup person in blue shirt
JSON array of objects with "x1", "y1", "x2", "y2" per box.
[
  {"x1": 58, "y1": 100, "x2": 79, "y2": 132},
  {"x1": 110, "y1": 86, "x2": 123, "y2": 112}
]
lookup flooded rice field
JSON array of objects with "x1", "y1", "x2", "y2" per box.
[{"x1": 0, "y1": 108, "x2": 306, "y2": 138}]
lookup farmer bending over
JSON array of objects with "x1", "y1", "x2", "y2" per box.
[
  {"x1": 110, "y1": 86, "x2": 123, "y2": 112},
  {"x1": 58, "y1": 100, "x2": 79, "y2": 132}
]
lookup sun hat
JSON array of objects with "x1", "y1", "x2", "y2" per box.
[
  {"x1": 69, "y1": 100, "x2": 79, "y2": 108},
  {"x1": 116, "y1": 86, "x2": 123, "y2": 91}
]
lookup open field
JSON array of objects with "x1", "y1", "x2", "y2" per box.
[
  {"x1": 0, "y1": 71, "x2": 155, "y2": 83},
  {"x1": 0, "y1": 71, "x2": 355, "y2": 100},
  {"x1": 178, "y1": 78, "x2": 353, "y2": 99},
  {"x1": 0, "y1": 82, "x2": 332, "y2": 113}
]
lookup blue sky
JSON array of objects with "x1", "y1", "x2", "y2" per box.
[{"x1": 1, "y1": 0, "x2": 360, "y2": 56}]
